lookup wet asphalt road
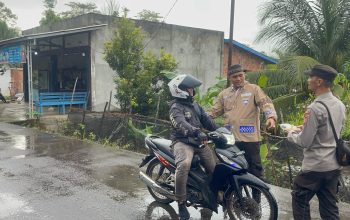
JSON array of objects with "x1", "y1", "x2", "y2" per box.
[
  {"x1": 1, "y1": 122, "x2": 350, "y2": 220},
  {"x1": 0, "y1": 103, "x2": 27, "y2": 123}
]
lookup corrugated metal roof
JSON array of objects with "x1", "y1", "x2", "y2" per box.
[
  {"x1": 0, "y1": 24, "x2": 108, "y2": 46},
  {"x1": 224, "y1": 39, "x2": 277, "y2": 64}
]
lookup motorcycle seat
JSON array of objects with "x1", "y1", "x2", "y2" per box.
[
  {"x1": 151, "y1": 138, "x2": 174, "y2": 158},
  {"x1": 149, "y1": 137, "x2": 200, "y2": 168}
]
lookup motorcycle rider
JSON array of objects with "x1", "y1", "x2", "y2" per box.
[{"x1": 168, "y1": 74, "x2": 218, "y2": 220}]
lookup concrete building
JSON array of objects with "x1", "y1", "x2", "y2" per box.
[
  {"x1": 0, "y1": 13, "x2": 224, "y2": 111},
  {"x1": 0, "y1": 13, "x2": 276, "y2": 113}
]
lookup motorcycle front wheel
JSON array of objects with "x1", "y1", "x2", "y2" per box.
[
  {"x1": 226, "y1": 183, "x2": 278, "y2": 220},
  {"x1": 146, "y1": 159, "x2": 175, "y2": 204},
  {"x1": 144, "y1": 201, "x2": 178, "y2": 220}
]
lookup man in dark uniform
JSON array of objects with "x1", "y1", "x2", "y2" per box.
[{"x1": 168, "y1": 74, "x2": 218, "y2": 220}]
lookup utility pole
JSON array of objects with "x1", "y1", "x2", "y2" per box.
[{"x1": 227, "y1": 0, "x2": 235, "y2": 87}]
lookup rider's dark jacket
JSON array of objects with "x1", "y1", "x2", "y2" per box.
[{"x1": 169, "y1": 98, "x2": 218, "y2": 144}]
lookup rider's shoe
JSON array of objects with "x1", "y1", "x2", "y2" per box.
[
  {"x1": 217, "y1": 190, "x2": 224, "y2": 203},
  {"x1": 200, "y1": 208, "x2": 213, "y2": 220},
  {"x1": 178, "y1": 202, "x2": 190, "y2": 220}
]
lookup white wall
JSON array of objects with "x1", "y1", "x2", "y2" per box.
[
  {"x1": 139, "y1": 21, "x2": 224, "y2": 92},
  {"x1": 0, "y1": 69, "x2": 11, "y2": 96},
  {"x1": 90, "y1": 27, "x2": 118, "y2": 111}
]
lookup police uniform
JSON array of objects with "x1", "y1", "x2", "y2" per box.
[
  {"x1": 210, "y1": 81, "x2": 277, "y2": 178},
  {"x1": 287, "y1": 64, "x2": 346, "y2": 220}
]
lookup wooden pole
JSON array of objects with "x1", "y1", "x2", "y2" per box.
[
  {"x1": 99, "y1": 102, "x2": 109, "y2": 137},
  {"x1": 108, "y1": 91, "x2": 112, "y2": 112},
  {"x1": 69, "y1": 77, "x2": 79, "y2": 112}
]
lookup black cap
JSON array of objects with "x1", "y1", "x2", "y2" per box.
[
  {"x1": 305, "y1": 64, "x2": 338, "y2": 82},
  {"x1": 229, "y1": 64, "x2": 246, "y2": 75}
]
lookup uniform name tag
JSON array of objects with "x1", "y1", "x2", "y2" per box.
[
  {"x1": 239, "y1": 126, "x2": 255, "y2": 133},
  {"x1": 241, "y1": 92, "x2": 252, "y2": 97}
]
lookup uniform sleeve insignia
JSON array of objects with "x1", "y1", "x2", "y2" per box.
[{"x1": 239, "y1": 126, "x2": 255, "y2": 133}]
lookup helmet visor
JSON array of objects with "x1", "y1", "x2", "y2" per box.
[{"x1": 178, "y1": 74, "x2": 202, "y2": 90}]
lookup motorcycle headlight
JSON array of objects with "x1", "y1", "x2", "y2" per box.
[
  {"x1": 218, "y1": 153, "x2": 232, "y2": 164},
  {"x1": 217, "y1": 153, "x2": 241, "y2": 169},
  {"x1": 223, "y1": 133, "x2": 235, "y2": 145}
]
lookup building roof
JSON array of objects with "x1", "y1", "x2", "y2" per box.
[
  {"x1": 0, "y1": 24, "x2": 107, "y2": 47},
  {"x1": 224, "y1": 39, "x2": 277, "y2": 64}
]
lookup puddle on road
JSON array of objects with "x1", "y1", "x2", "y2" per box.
[
  {"x1": 0, "y1": 193, "x2": 34, "y2": 218},
  {"x1": 1, "y1": 132, "x2": 147, "y2": 197},
  {"x1": 34, "y1": 140, "x2": 86, "y2": 158},
  {"x1": 0, "y1": 131, "x2": 9, "y2": 136},
  {"x1": 4, "y1": 133, "x2": 91, "y2": 164},
  {"x1": 0, "y1": 134, "x2": 34, "y2": 151},
  {"x1": 12, "y1": 135, "x2": 32, "y2": 150},
  {"x1": 11, "y1": 155, "x2": 26, "y2": 159},
  {"x1": 0, "y1": 131, "x2": 84, "y2": 155},
  {"x1": 0, "y1": 136, "x2": 13, "y2": 144},
  {"x1": 92, "y1": 165, "x2": 144, "y2": 195}
]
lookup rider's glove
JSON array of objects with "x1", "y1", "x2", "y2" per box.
[{"x1": 194, "y1": 130, "x2": 208, "y2": 145}]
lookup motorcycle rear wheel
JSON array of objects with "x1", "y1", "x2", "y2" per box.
[
  {"x1": 146, "y1": 159, "x2": 175, "y2": 204},
  {"x1": 227, "y1": 183, "x2": 278, "y2": 220}
]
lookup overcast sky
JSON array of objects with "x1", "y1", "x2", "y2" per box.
[{"x1": 2, "y1": 0, "x2": 273, "y2": 54}]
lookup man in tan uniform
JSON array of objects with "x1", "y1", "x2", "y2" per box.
[{"x1": 210, "y1": 64, "x2": 277, "y2": 183}]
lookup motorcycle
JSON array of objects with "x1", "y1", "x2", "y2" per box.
[{"x1": 139, "y1": 127, "x2": 278, "y2": 220}]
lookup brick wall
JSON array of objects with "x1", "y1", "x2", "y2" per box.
[
  {"x1": 223, "y1": 43, "x2": 270, "y2": 75},
  {"x1": 10, "y1": 68, "x2": 23, "y2": 96}
]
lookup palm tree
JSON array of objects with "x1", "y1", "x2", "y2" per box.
[
  {"x1": 256, "y1": 0, "x2": 350, "y2": 69},
  {"x1": 278, "y1": 56, "x2": 319, "y2": 91},
  {"x1": 244, "y1": 56, "x2": 318, "y2": 119}
]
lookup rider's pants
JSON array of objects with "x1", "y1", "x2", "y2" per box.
[{"x1": 173, "y1": 141, "x2": 216, "y2": 202}]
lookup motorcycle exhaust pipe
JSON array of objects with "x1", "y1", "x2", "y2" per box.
[{"x1": 139, "y1": 171, "x2": 176, "y2": 200}]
